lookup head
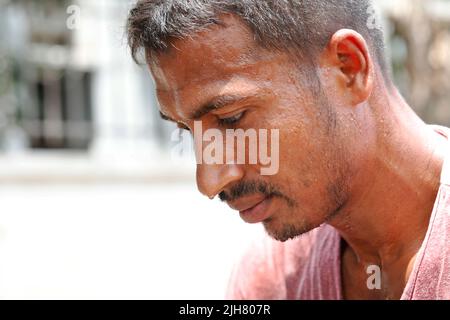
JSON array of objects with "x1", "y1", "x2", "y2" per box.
[{"x1": 127, "y1": 0, "x2": 392, "y2": 241}]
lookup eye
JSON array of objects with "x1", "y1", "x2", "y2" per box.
[
  {"x1": 217, "y1": 111, "x2": 246, "y2": 127},
  {"x1": 177, "y1": 122, "x2": 190, "y2": 132}
]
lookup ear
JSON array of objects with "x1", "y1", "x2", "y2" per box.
[{"x1": 320, "y1": 29, "x2": 374, "y2": 106}]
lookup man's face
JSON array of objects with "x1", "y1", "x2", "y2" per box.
[{"x1": 149, "y1": 15, "x2": 353, "y2": 241}]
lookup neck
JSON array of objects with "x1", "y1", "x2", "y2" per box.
[{"x1": 329, "y1": 86, "x2": 447, "y2": 267}]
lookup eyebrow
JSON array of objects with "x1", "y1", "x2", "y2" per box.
[
  {"x1": 159, "y1": 111, "x2": 175, "y2": 122},
  {"x1": 159, "y1": 94, "x2": 255, "y2": 123},
  {"x1": 189, "y1": 94, "x2": 253, "y2": 120}
]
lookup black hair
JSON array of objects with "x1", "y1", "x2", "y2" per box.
[{"x1": 127, "y1": 0, "x2": 389, "y2": 79}]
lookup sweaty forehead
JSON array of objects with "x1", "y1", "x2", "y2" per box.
[{"x1": 148, "y1": 14, "x2": 269, "y2": 93}]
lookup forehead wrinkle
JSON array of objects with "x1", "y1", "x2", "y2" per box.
[{"x1": 172, "y1": 50, "x2": 285, "y2": 102}]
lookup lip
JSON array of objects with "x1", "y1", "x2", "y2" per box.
[{"x1": 227, "y1": 195, "x2": 274, "y2": 224}]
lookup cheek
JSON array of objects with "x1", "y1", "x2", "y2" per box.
[
  {"x1": 274, "y1": 114, "x2": 337, "y2": 198},
  {"x1": 278, "y1": 117, "x2": 326, "y2": 173}
]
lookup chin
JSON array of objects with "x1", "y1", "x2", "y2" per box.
[{"x1": 263, "y1": 218, "x2": 316, "y2": 242}]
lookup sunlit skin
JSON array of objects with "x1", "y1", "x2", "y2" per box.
[{"x1": 148, "y1": 15, "x2": 448, "y2": 299}]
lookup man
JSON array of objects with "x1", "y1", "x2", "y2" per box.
[{"x1": 127, "y1": 0, "x2": 450, "y2": 299}]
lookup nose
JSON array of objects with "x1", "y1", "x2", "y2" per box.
[{"x1": 196, "y1": 163, "x2": 244, "y2": 199}]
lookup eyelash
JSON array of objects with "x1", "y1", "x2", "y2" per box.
[
  {"x1": 177, "y1": 123, "x2": 190, "y2": 131},
  {"x1": 175, "y1": 111, "x2": 247, "y2": 131},
  {"x1": 217, "y1": 111, "x2": 246, "y2": 127}
]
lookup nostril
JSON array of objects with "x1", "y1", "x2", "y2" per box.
[{"x1": 196, "y1": 163, "x2": 245, "y2": 200}]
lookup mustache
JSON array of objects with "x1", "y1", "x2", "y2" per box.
[{"x1": 219, "y1": 180, "x2": 295, "y2": 207}]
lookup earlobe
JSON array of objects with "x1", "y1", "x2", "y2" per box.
[{"x1": 325, "y1": 29, "x2": 374, "y2": 105}]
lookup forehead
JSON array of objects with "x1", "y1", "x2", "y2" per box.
[
  {"x1": 149, "y1": 14, "x2": 263, "y2": 89},
  {"x1": 148, "y1": 14, "x2": 289, "y2": 118}
]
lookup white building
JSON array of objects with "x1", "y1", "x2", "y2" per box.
[{"x1": 0, "y1": 0, "x2": 192, "y2": 183}]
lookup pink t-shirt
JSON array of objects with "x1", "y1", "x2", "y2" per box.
[{"x1": 226, "y1": 126, "x2": 450, "y2": 300}]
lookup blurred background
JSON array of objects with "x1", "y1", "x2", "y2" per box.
[{"x1": 0, "y1": 0, "x2": 449, "y2": 299}]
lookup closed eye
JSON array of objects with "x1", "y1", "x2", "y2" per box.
[
  {"x1": 177, "y1": 123, "x2": 190, "y2": 131},
  {"x1": 217, "y1": 111, "x2": 246, "y2": 127}
]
